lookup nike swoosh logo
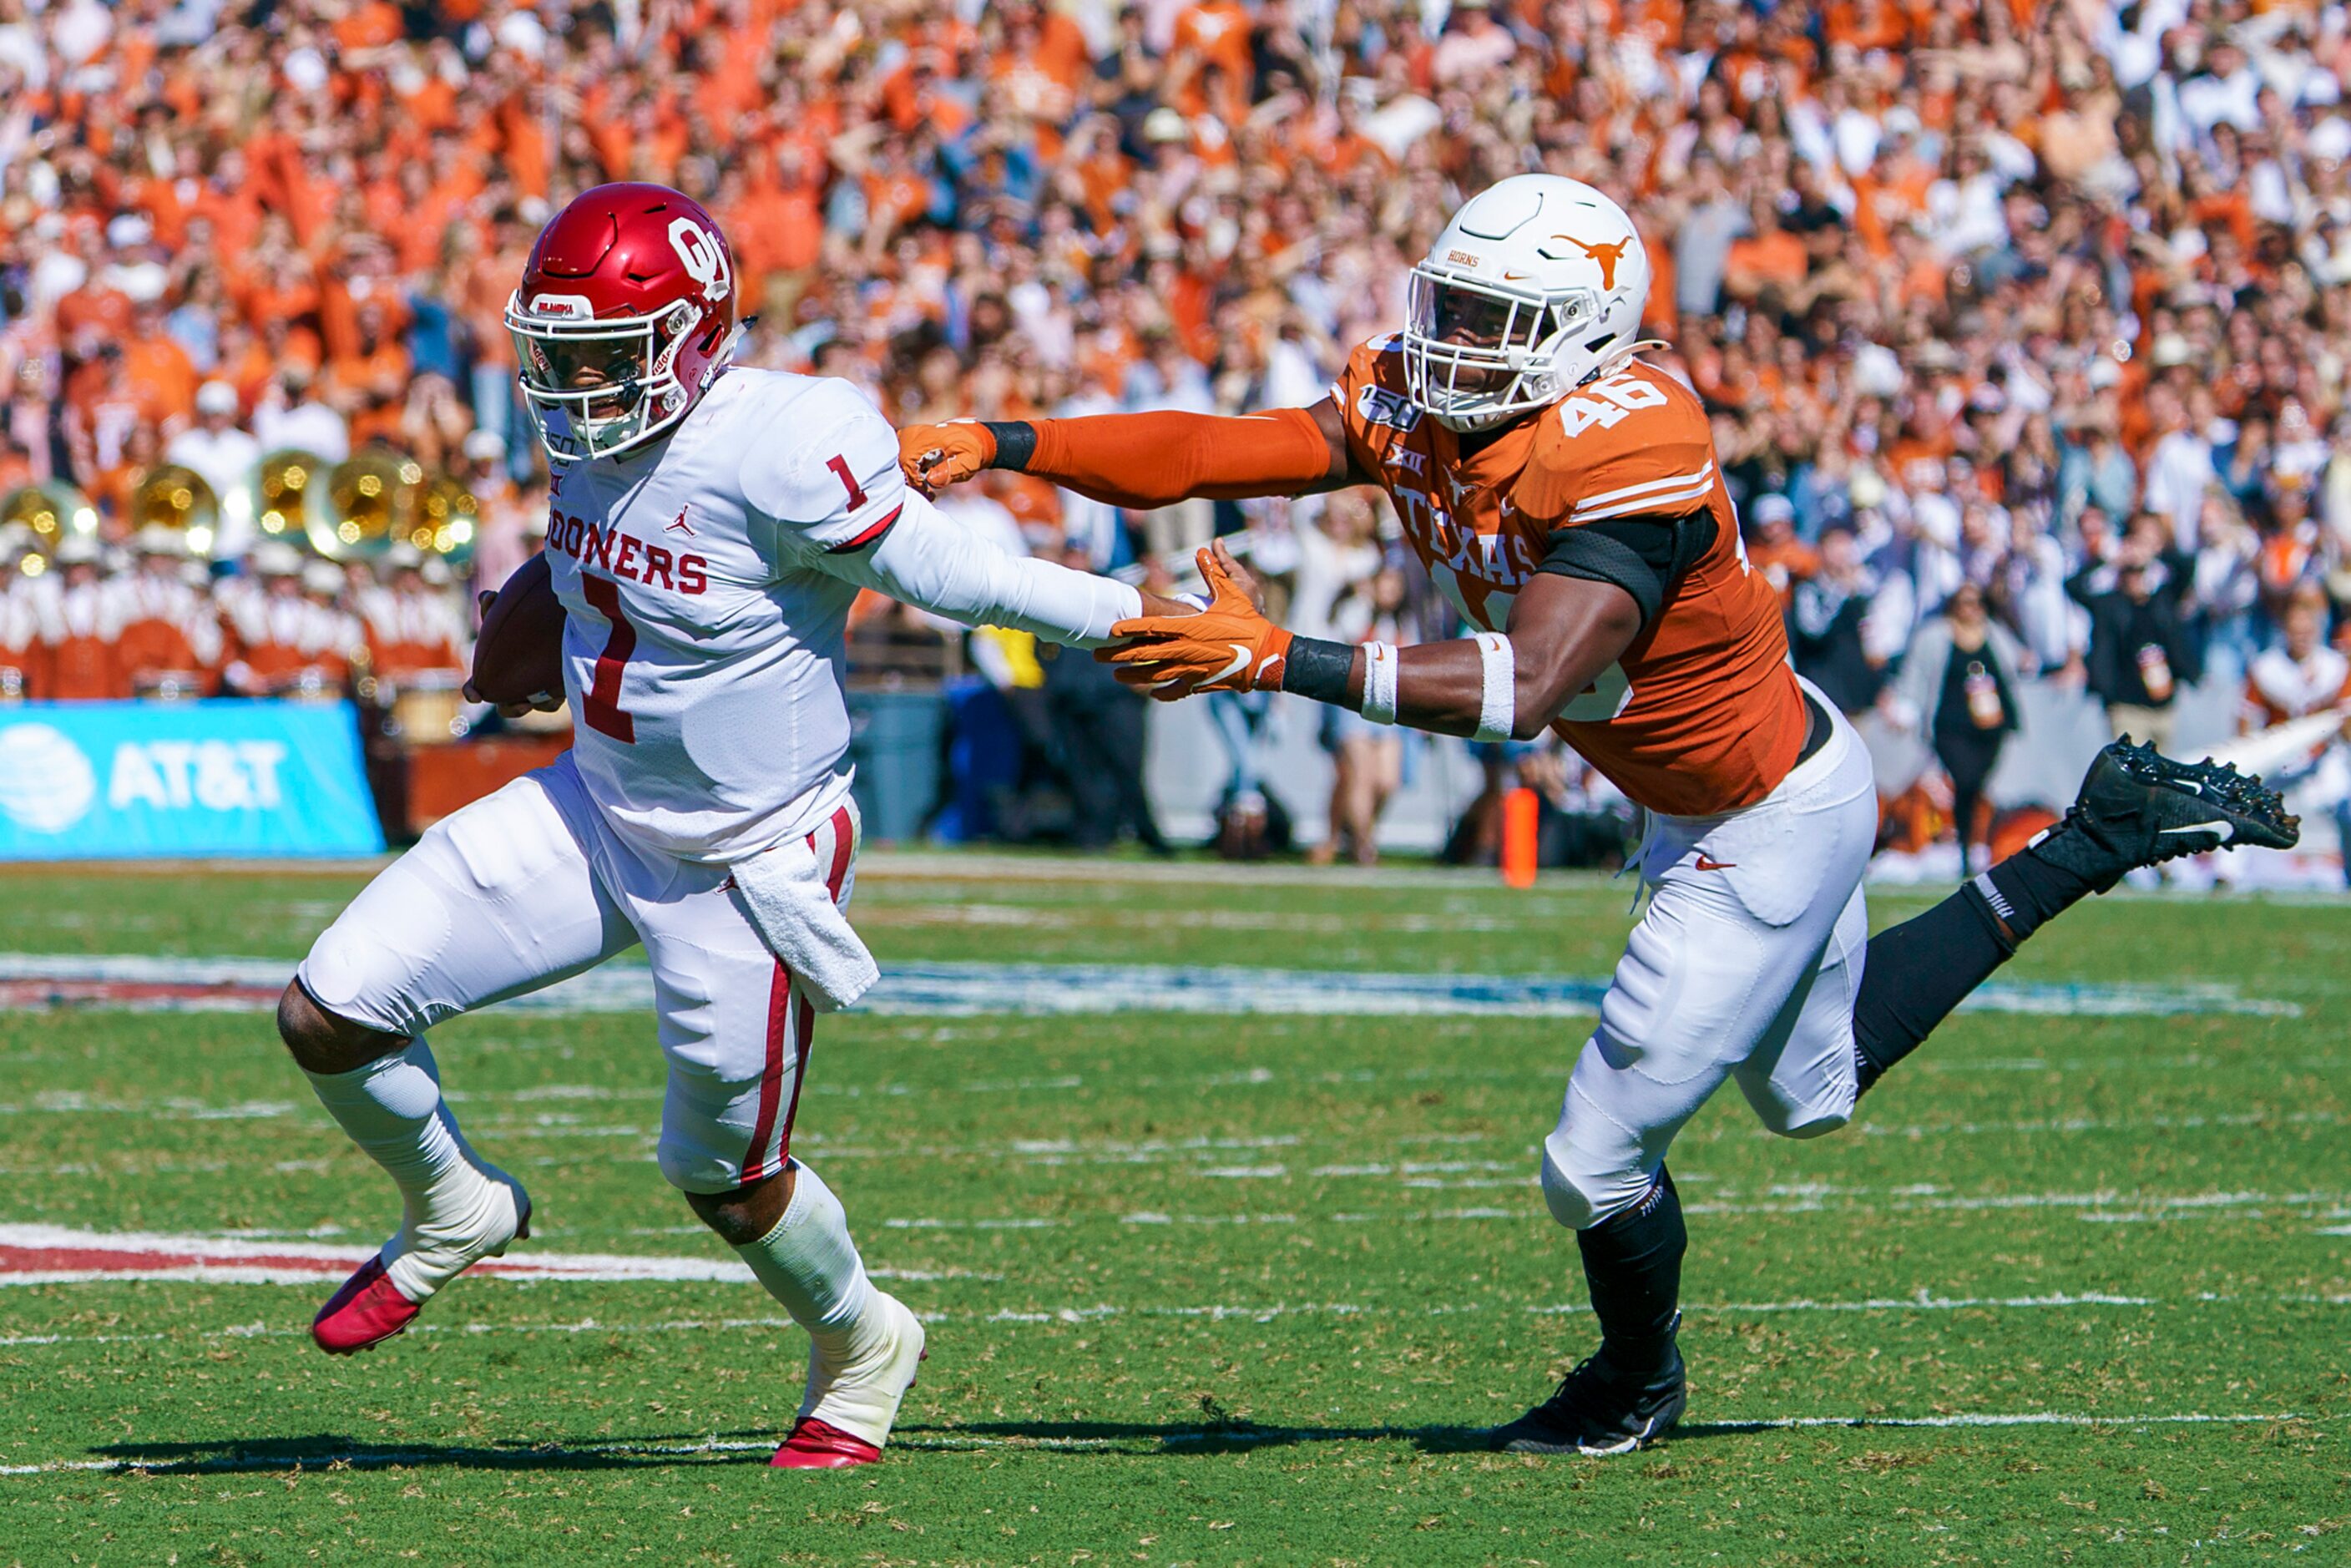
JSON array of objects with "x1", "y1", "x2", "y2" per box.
[
  {"x1": 1208, "y1": 644, "x2": 1251, "y2": 687},
  {"x1": 1502, "y1": 271, "x2": 1529, "y2": 281},
  {"x1": 1694, "y1": 854, "x2": 1737, "y2": 871},
  {"x1": 2159, "y1": 821, "x2": 2225, "y2": 836}
]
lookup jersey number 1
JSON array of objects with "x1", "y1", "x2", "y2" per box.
[
  {"x1": 826, "y1": 454, "x2": 867, "y2": 510},
  {"x1": 580, "y1": 574, "x2": 637, "y2": 743}
]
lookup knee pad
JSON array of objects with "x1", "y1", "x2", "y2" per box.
[
  {"x1": 1760, "y1": 1103, "x2": 1851, "y2": 1141},
  {"x1": 1747, "y1": 1065, "x2": 1858, "y2": 1141},
  {"x1": 296, "y1": 915, "x2": 428, "y2": 1040},
  {"x1": 1540, "y1": 1133, "x2": 1655, "y2": 1232}
]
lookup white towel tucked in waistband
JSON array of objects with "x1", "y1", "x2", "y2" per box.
[{"x1": 728, "y1": 835, "x2": 878, "y2": 1013}]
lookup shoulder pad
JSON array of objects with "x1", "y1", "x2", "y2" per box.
[
  {"x1": 737, "y1": 378, "x2": 906, "y2": 546},
  {"x1": 1514, "y1": 365, "x2": 1714, "y2": 525}
]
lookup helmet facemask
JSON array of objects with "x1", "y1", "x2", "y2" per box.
[
  {"x1": 1403, "y1": 266, "x2": 1603, "y2": 432},
  {"x1": 508, "y1": 297, "x2": 705, "y2": 463}
]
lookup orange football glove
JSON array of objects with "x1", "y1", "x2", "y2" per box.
[
  {"x1": 1100, "y1": 543, "x2": 1293, "y2": 700},
  {"x1": 897, "y1": 421, "x2": 996, "y2": 496}
]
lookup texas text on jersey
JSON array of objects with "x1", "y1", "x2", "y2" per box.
[{"x1": 1332, "y1": 335, "x2": 1807, "y2": 817}]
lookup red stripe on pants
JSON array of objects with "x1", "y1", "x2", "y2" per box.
[
  {"x1": 740, "y1": 805, "x2": 856, "y2": 1184},
  {"x1": 742, "y1": 959, "x2": 792, "y2": 1183}
]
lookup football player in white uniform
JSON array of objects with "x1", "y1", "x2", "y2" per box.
[{"x1": 275, "y1": 184, "x2": 1183, "y2": 1468}]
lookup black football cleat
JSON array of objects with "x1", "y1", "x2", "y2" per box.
[
  {"x1": 2027, "y1": 737, "x2": 2299, "y2": 893},
  {"x1": 1489, "y1": 1337, "x2": 1687, "y2": 1456}
]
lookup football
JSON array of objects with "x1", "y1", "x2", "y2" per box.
[{"x1": 468, "y1": 551, "x2": 565, "y2": 706}]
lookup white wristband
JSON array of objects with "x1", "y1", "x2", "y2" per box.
[
  {"x1": 1360, "y1": 640, "x2": 1399, "y2": 725},
  {"x1": 1472, "y1": 631, "x2": 1515, "y2": 743}
]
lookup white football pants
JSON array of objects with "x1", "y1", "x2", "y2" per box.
[
  {"x1": 1540, "y1": 684, "x2": 1879, "y2": 1230},
  {"x1": 297, "y1": 751, "x2": 859, "y2": 1194}
]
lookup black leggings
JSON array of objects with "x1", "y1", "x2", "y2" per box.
[{"x1": 1934, "y1": 727, "x2": 2006, "y2": 875}]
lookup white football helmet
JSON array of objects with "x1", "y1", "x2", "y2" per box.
[{"x1": 1402, "y1": 174, "x2": 1653, "y2": 433}]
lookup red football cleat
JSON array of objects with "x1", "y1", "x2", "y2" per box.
[
  {"x1": 311, "y1": 1195, "x2": 531, "y2": 1356},
  {"x1": 769, "y1": 1416, "x2": 883, "y2": 1469},
  {"x1": 311, "y1": 1255, "x2": 419, "y2": 1355}
]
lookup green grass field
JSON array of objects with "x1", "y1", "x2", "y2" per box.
[{"x1": 1, "y1": 856, "x2": 2345, "y2": 1565}]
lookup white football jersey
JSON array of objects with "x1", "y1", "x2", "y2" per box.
[{"x1": 538, "y1": 368, "x2": 911, "y2": 865}]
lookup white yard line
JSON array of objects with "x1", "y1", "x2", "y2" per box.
[{"x1": 2, "y1": 1285, "x2": 2330, "y2": 1348}]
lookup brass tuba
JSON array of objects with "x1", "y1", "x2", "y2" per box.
[
  {"x1": 129, "y1": 463, "x2": 222, "y2": 558},
  {"x1": 306, "y1": 446, "x2": 425, "y2": 560},
  {"x1": 0, "y1": 479, "x2": 98, "y2": 560},
  {"x1": 412, "y1": 472, "x2": 480, "y2": 570},
  {"x1": 254, "y1": 448, "x2": 326, "y2": 544}
]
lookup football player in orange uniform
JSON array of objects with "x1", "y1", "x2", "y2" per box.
[{"x1": 900, "y1": 175, "x2": 2298, "y2": 1454}]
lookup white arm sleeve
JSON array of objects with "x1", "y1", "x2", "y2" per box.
[{"x1": 817, "y1": 489, "x2": 1144, "y2": 648}]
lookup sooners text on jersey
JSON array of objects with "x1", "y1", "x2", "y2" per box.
[
  {"x1": 538, "y1": 367, "x2": 906, "y2": 864},
  {"x1": 1333, "y1": 336, "x2": 1806, "y2": 816}
]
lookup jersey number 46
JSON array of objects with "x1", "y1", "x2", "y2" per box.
[{"x1": 1554, "y1": 372, "x2": 1667, "y2": 438}]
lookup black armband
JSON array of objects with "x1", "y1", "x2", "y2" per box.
[
  {"x1": 1536, "y1": 513, "x2": 1717, "y2": 629},
  {"x1": 983, "y1": 421, "x2": 1038, "y2": 473},
  {"x1": 1281, "y1": 635, "x2": 1358, "y2": 706}
]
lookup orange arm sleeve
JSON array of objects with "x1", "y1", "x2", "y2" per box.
[{"x1": 1025, "y1": 405, "x2": 1335, "y2": 510}]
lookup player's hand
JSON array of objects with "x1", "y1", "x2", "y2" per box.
[
  {"x1": 463, "y1": 675, "x2": 563, "y2": 718},
  {"x1": 1099, "y1": 542, "x2": 1292, "y2": 700},
  {"x1": 897, "y1": 421, "x2": 995, "y2": 497}
]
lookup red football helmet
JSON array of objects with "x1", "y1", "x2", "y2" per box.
[{"x1": 504, "y1": 183, "x2": 741, "y2": 463}]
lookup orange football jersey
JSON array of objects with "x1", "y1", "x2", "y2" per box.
[{"x1": 1331, "y1": 336, "x2": 1806, "y2": 816}]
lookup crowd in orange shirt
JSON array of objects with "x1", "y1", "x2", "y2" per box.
[{"x1": 0, "y1": 0, "x2": 2348, "y2": 737}]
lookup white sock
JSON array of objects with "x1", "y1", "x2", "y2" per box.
[
  {"x1": 305, "y1": 1040, "x2": 516, "y2": 1302},
  {"x1": 733, "y1": 1161, "x2": 882, "y2": 1365}
]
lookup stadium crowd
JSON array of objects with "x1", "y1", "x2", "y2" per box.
[{"x1": 1, "y1": 0, "x2": 2348, "y2": 857}]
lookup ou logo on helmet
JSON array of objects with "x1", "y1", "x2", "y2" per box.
[{"x1": 668, "y1": 217, "x2": 731, "y2": 304}]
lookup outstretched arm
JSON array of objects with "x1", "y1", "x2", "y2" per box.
[
  {"x1": 811, "y1": 489, "x2": 1187, "y2": 647},
  {"x1": 746, "y1": 382, "x2": 1195, "y2": 645},
  {"x1": 1102, "y1": 541, "x2": 1642, "y2": 743},
  {"x1": 899, "y1": 397, "x2": 1364, "y2": 510}
]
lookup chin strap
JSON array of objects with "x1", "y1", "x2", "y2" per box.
[
  {"x1": 1575, "y1": 340, "x2": 1672, "y2": 389},
  {"x1": 707, "y1": 323, "x2": 749, "y2": 378},
  {"x1": 1433, "y1": 338, "x2": 1673, "y2": 432}
]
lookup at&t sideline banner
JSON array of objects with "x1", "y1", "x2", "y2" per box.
[{"x1": 0, "y1": 701, "x2": 386, "y2": 859}]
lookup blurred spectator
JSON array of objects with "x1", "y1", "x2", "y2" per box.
[
  {"x1": 1792, "y1": 525, "x2": 1889, "y2": 716},
  {"x1": 220, "y1": 545, "x2": 359, "y2": 698},
  {"x1": 114, "y1": 528, "x2": 218, "y2": 697},
  {"x1": 1745, "y1": 493, "x2": 1818, "y2": 608},
  {"x1": 1892, "y1": 581, "x2": 2027, "y2": 876},
  {"x1": 1041, "y1": 547, "x2": 1165, "y2": 854},
  {"x1": 2243, "y1": 587, "x2": 2351, "y2": 735},
  {"x1": 252, "y1": 372, "x2": 349, "y2": 465},
  {"x1": 165, "y1": 381, "x2": 261, "y2": 559},
  {"x1": 44, "y1": 534, "x2": 118, "y2": 701},
  {"x1": 2070, "y1": 514, "x2": 2203, "y2": 751},
  {"x1": 1314, "y1": 562, "x2": 1411, "y2": 867},
  {"x1": 358, "y1": 545, "x2": 468, "y2": 695},
  {"x1": 0, "y1": 532, "x2": 40, "y2": 698},
  {"x1": 2240, "y1": 584, "x2": 2351, "y2": 883}
]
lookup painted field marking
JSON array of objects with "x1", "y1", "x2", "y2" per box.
[
  {"x1": 0, "y1": 952, "x2": 2298, "y2": 1020},
  {"x1": 0, "y1": 1223, "x2": 841, "y2": 1289},
  {"x1": 0, "y1": 1410, "x2": 2312, "y2": 1477},
  {"x1": 7, "y1": 1230, "x2": 2347, "y2": 1324}
]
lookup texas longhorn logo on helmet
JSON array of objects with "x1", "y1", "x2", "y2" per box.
[{"x1": 1555, "y1": 235, "x2": 1630, "y2": 289}]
